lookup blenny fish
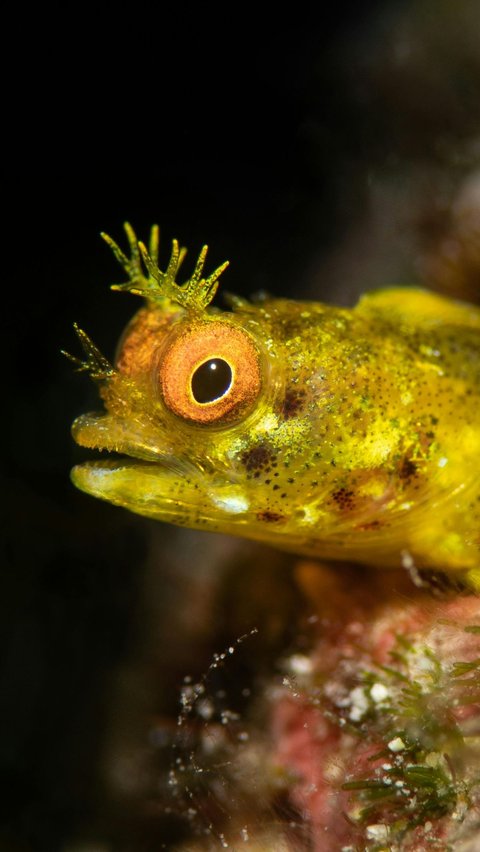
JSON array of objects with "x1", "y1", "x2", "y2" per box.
[{"x1": 67, "y1": 224, "x2": 480, "y2": 588}]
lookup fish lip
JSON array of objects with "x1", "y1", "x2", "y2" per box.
[
  {"x1": 71, "y1": 453, "x2": 197, "y2": 483},
  {"x1": 71, "y1": 412, "x2": 183, "y2": 466},
  {"x1": 70, "y1": 454, "x2": 200, "y2": 510},
  {"x1": 70, "y1": 458, "x2": 163, "y2": 499},
  {"x1": 72, "y1": 457, "x2": 163, "y2": 471}
]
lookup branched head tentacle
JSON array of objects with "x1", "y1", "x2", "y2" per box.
[
  {"x1": 101, "y1": 222, "x2": 229, "y2": 312},
  {"x1": 62, "y1": 324, "x2": 115, "y2": 381}
]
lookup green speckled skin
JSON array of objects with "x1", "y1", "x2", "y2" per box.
[{"x1": 71, "y1": 251, "x2": 480, "y2": 586}]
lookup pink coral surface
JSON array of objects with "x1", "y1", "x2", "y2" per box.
[{"x1": 270, "y1": 566, "x2": 480, "y2": 850}]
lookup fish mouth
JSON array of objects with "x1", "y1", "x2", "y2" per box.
[
  {"x1": 71, "y1": 410, "x2": 201, "y2": 516},
  {"x1": 71, "y1": 412, "x2": 251, "y2": 526},
  {"x1": 71, "y1": 457, "x2": 202, "y2": 522}
]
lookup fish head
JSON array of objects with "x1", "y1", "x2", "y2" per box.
[{"x1": 70, "y1": 225, "x2": 329, "y2": 548}]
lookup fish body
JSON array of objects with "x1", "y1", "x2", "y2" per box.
[{"x1": 70, "y1": 226, "x2": 480, "y2": 587}]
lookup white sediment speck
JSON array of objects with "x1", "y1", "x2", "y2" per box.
[
  {"x1": 438, "y1": 457, "x2": 448, "y2": 467},
  {"x1": 196, "y1": 698, "x2": 214, "y2": 720},
  {"x1": 388, "y1": 736, "x2": 406, "y2": 753},
  {"x1": 366, "y1": 824, "x2": 389, "y2": 841},
  {"x1": 288, "y1": 654, "x2": 314, "y2": 675},
  {"x1": 370, "y1": 682, "x2": 389, "y2": 703},
  {"x1": 348, "y1": 686, "x2": 369, "y2": 721}
]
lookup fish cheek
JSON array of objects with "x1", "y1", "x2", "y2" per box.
[{"x1": 237, "y1": 440, "x2": 292, "y2": 521}]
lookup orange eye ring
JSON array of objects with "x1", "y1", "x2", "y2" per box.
[{"x1": 159, "y1": 322, "x2": 262, "y2": 424}]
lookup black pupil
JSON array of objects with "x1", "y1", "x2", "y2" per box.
[{"x1": 191, "y1": 358, "x2": 233, "y2": 404}]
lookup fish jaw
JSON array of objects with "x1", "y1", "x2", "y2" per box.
[
  {"x1": 71, "y1": 458, "x2": 254, "y2": 531},
  {"x1": 71, "y1": 410, "x2": 252, "y2": 528}
]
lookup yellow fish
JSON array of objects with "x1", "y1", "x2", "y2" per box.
[{"x1": 67, "y1": 224, "x2": 480, "y2": 588}]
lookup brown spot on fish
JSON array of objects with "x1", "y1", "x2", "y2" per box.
[
  {"x1": 281, "y1": 388, "x2": 306, "y2": 419},
  {"x1": 331, "y1": 488, "x2": 356, "y2": 511},
  {"x1": 241, "y1": 445, "x2": 274, "y2": 472},
  {"x1": 357, "y1": 519, "x2": 383, "y2": 531},
  {"x1": 257, "y1": 510, "x2": 287, "y2": 523},
  {"x1": 399, "y1": 458, "x2": 418, "y2": 482}
]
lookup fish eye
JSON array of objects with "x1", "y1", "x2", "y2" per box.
[
  {"x1": 159, "y1": 322, "x2": 262, "y2": 424},
  {"x1": 191, "y1": 358, "x2": 233, "y2": 403}
]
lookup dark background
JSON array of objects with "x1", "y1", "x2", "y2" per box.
[{"x1": 3, "y1": 3, "x2": 480, "y2": 850}]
